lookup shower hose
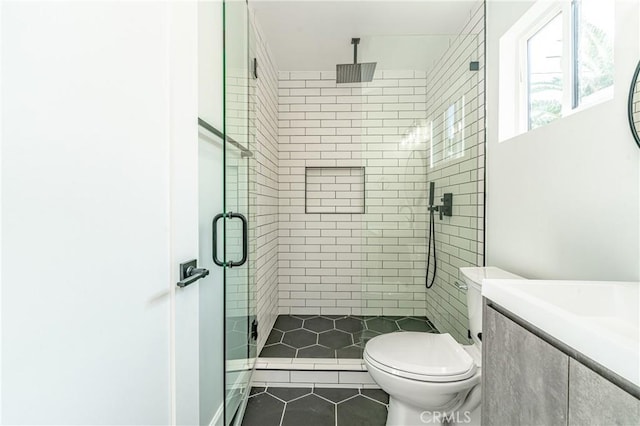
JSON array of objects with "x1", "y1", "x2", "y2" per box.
[{"x1": 425, "y1": 206, "x2": 437, "y2": 288}]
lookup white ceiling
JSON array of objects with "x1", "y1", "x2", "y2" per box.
[{"x1": 250, "y1": 0, "x2": 482, "y2": 71}]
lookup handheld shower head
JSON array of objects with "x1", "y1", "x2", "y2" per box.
[{"x1": 429, "y1": 181, "x2": 435, "y2": 206}]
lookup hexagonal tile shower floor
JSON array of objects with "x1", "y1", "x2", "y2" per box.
[
  {"x1": 259, "y1": 315, "x2": 438, "y2": 359},
  {"x1": 241, "y1": 387, "x2": 389, "y2": 426}
]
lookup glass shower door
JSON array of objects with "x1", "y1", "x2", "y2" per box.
[{"x1": 222, "y1": 0, "x2": 256, "y2": 424}]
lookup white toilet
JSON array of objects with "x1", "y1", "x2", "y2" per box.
[{"x1": 364, "y1": 267, "x2": 523, "y2": 426}]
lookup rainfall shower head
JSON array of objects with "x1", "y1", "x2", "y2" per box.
[{"x1": 336, "y1": 38, "x2": 377, "y2": 84}]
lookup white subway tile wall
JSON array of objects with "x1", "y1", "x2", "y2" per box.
[
  {"x1": 250, "y1": 17, "x2": 280, "y2": 352},
  {"x1": 278, "y1": 70, "x2": 429, "y2": 318},
  {"x1": 424, "y1": 3, "x2": 485, "y2": 342}
]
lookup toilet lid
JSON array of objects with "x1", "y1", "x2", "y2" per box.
[{"x1": 364, "y1": 332, "x2": 477, "y2": 382}]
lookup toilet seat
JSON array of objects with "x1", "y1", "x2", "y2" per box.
[{"x1": 364, "y1": 332, "x2": 477, "y2": 383}]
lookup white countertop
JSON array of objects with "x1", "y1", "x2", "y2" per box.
[{"x1": 482, "y1": 279, "x2": 640, "y2": 387}]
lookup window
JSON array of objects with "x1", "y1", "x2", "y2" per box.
[
  {"x1": 499, "y1": 0, "x2": 614, "y2": 140},
  {"x1": 428, "y1": 97, "x2": 466, "y2": 168},
  {"x1": 443, "y1": 99, "x2": 465, "y2": 161},
  {"x1": 527, "y1": 13, "x2": 564, "y2": 130},
  {"x1": 573, "y1": 0, "x2": 614, "y2": 107}
]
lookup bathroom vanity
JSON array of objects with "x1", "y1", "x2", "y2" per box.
[{"x1": 481, "y1": 279, "x2": 640, "y2": 425}]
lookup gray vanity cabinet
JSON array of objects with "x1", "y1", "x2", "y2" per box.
[
  {"x1": 568, "y1": 359, "x2": 640, "y2": 426},
  {"x1": 482, "y1": 302, "x2": 569, "y2": 426},
  {"x1": 483, "y1": 301, "x2": 640, "y2": 426}
]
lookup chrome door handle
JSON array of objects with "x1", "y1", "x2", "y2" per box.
[{"x1": 177, "y1": 259, "x2": 210, "y2": 288}]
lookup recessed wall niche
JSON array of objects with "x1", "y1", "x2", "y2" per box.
[{"x1": 305, "y1": 167, "x2": 365, "y2": 214}]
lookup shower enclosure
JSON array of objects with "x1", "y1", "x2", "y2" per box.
[
  {"x1": 205, "y1": 0, "x2": 486, "y2": 421},
  {"x1": 359, "y1": 4, "x2": 486, "y2": 343},
  {"x1": 221, "y1": 0, "x2": 257, "y2": 423},
  {"x1": 272, "y1": 2, "x2": 486, "y2": 348}
]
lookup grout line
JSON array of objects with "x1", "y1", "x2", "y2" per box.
[
  {"x1": 283, "y1": 389, "x2": 314, "y2": 404},
  {"x1": 313, "y1": 391, "x2": 339, "y2": 406},
  {"x1": 358, "y1": 392, "x2": 389, "y2": 408},
  {"x1": 265, "y1": 387, "x2": 290, "y2": 404},
  {"x1": 277, "y1": 399, "x2": 286, "y2": 426}
]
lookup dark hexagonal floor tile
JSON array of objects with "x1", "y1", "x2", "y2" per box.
[
  {"x1": 282, "y1": 394, "x2": 335, "y2": 426},
  {"x1": 282, "y1": 328, "x2": 317, "y2": 348},
  {"x1": 304, "y1": 316, "x2": 334, "y2": 332},
  {"x1": 314, "y1": 387, "x2": 358, "y2": 403},
  {"x1": 241, "y1": 392, "x2": 284, "y2": 426},
  {"x1": 249, "y1": 387, "x2": 265, "y2": 396},
  {"x1": 335, "y1": 317, "x2": 364, "y2": 333},
  {"x1": 265, "y1": 329, "x2": 283, "y2": 345},
  {"x1": 259, "y1": 343, "x2": 296, "y2": 358},
  {"x1": 273, "y1": 315, "x2": 303, "y2": 332},
  {"x1": 336, "y1": 345, "x2": 364, "y2": 359},
  {"x1": 318, "y1": 329, "x2": 352, "y2": 349},
  {"x1": 267, "y1": 387, "x2": 312, "y2": 402},
  {"x1": 382, "y1": 316, "x2": 404, "y2": 321},
  {"x1": 337, "y1": 394, "x2": 387, "y2": 426},
  {"x1": 352, "y1": 329, "x2": 381, "y2": 347},
  {"x1": 322, "y1": 314, "x2": 348, "y2": 319},
  {"x1": 418, "y1": 317, "x2": 439, "y2": 332},
  {"x1": 297, "y1": 345, "x2": 335, "y2": 358},
  {"x1": 397, "y1": 317, "x2": 433, "y2": 332},
  {"x1": 365, "y1": 317, "x2": 399, "y2": 333},
  {"x1": 360, "y1": 388, "x2": 389, "y2": 404}
]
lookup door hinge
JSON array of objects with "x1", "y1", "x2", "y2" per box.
[{"x1": 251, "y1": 319, "x2": 258, "y2": 341}]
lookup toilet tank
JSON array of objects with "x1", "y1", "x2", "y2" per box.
[{"x1": 459, "y1": 267, "x2": 523, "y2": 347}]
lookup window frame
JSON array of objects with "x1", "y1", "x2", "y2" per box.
[
  {"x1": 520, "y1": 7, "x2": 566, "y2": 130},
  {"x1": 498, "y1": 0, "x2": 614, "y2": 142},
  {"x1": 519, "y1": 4, "x2": 575, "y2": 131}
]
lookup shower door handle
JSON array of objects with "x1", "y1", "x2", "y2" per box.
[
  {"x1": 212, "y1": 212, "x2": 248, "y2": 268},
  {"x1": 212, "y1": 213, "x2": 225, "y2": 267},
  {"x1": 228, "y1": 212, "x2": 248, "y2": 268}
]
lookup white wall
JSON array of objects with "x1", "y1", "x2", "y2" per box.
[
  {"x1": 486, "y1": 0, "x2": 640, "y2": 281},
  {"x1": 1, "y1": 2, "x2": 201, "y2": 424}
]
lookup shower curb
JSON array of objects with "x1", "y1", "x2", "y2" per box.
[{"x1": 252, "y1": 358, "x2": 378, "y2": 388}]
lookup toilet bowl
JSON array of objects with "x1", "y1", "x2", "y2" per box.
[
  {"x1": 364, "y1": 267, "x2": 523, "y2": 426},
  {"x1": 364, "y1": 332, "x2": 481, "y2": 426}
]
